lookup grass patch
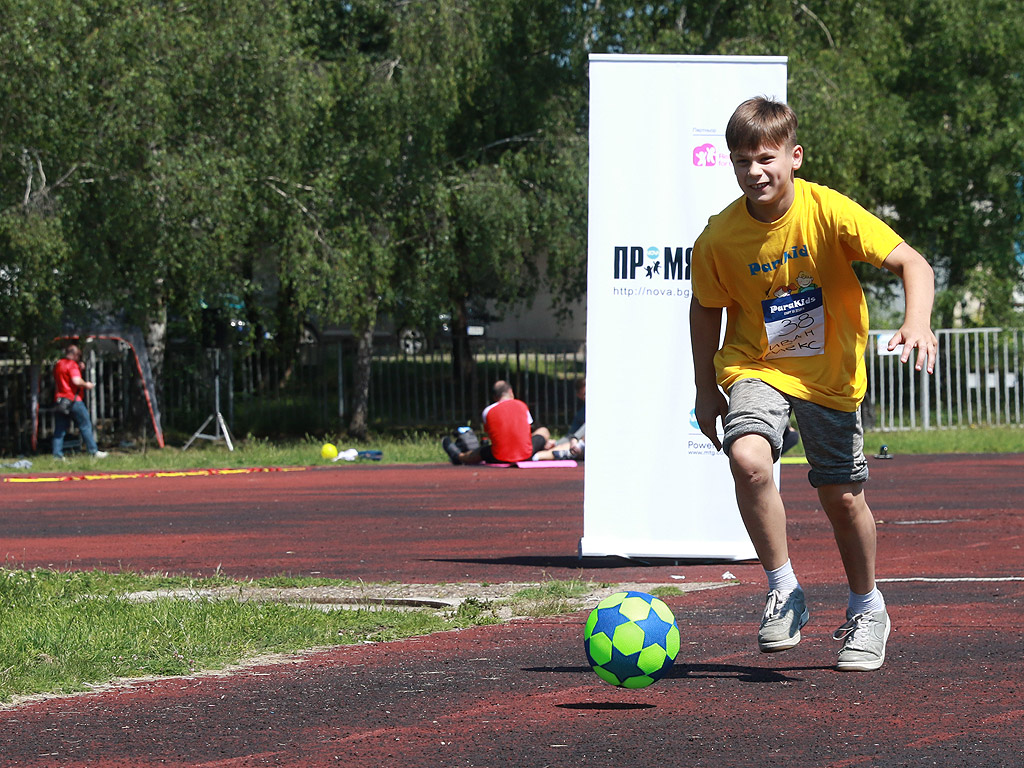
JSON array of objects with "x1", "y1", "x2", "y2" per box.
[
  {"x1": 4, "y1": 424, "x2": 1022, "y2": 477},
  {"x1": 0, "y1": 568, "x2": 501, "y2": 706},
  {"x1": 506, "y1": 579, "x2": 595, "y2": 618},
  {"x1": 769, "y1": 425, "x2": 1023, "y2": 458},
  {"x1": 649, "y1": 585, "x2": 686, "y2": 599},
  {"x1": 1, "y1": 432, "x2": 443, "y2": 475}
]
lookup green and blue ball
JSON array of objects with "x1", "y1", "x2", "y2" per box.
[{"x1": 584, "y1": 591, "x2": 680, "y2": 688}]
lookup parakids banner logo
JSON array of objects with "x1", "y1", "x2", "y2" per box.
[
  {"x1": 692, "y1": 142, "x2": 729, "y2": 167},
  {"x1": 611, "y1": 245, "x2": 692, "y2": 298}
]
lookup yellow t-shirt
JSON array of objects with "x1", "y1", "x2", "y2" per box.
[{"x1": 691, "y1": 178, "x2": 903, "y2": 411}]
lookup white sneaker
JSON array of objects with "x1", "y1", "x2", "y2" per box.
[
  {"x1": 92, "y1": 451, "x2": 109, "y2": 459},
  {"x1": 758, "y1": 587, "x2": 809, "y2": 652},
  {"x1": 834, "y1": 609, "x2": 891, "y2": 671}
]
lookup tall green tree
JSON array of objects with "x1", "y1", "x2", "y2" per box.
[
  {"x1": 880, "y1": 0, "x2": 1024, "y2": 325},
  {"x1": 580, "y1": 0, "x2": 1024, "y2": 325},
  {"x1": 292, "y1": 0, "x2": 588, "y2": 434},
  {"x1": 0, "y1": 0, "x2": 97, "y2": 355},
  {"x1": 408, "y1": 0, "x2": 588, "y2": 400}
]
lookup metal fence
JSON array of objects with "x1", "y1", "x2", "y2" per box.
[
  {"x1": 865, "y1": 328, "x2": 1024, "y2": 431},
  {"x1": 1, "y1": 337, "x2": 587, "y2": 455},
  {"x1": 3, "y1": 328, "x2": 1022, "y2": 455}
]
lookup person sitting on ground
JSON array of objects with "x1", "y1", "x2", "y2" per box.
[
  {"x1": 533, "y1": 377, "x2": 586, "y2": 461},
  {"x1": 442, "y1": 380, "x2": 553, "y2": 464}
]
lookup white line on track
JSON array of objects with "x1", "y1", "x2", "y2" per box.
[{"x1": 877, "y1": 576, "x2": 1024, "y2": 583}]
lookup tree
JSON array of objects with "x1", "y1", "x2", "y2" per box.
[
  {"x1": 578, "y1": 1, "x2": 1024, "y2": 326},
  {"x1": 0, "y1": 0, "x2": 97, "y2": 355},
  {"x1": 407, "y1": 0, "x2": 588, "y2": 400},
  {"x1": 290, "y1": 1, "x2": 590, "y2": 434},
  {"x1": 879, "y1": 0, "x2": 1024, "y2": 326}
]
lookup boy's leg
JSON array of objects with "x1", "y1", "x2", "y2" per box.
[
  {"x1": 796, "y1": 398, "x2": 890, "y2": 671},
  {"x1": 816, "y1": 483, "x2": 876, "y2": 596},
  {"x1": 723, "y1": 380, "x2": 808, "y2": 652},
  {"x1": 728, "y1": 433, "x2": 789, "y2": 570},
  {"x1": 817, "y1": 482, "x2": 890, "y2": 670},
  {"x1": 730, "y1": 435, "x2": 809, "y2": 651}
]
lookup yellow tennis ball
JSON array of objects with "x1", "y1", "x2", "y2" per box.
[{"x1": 321, "y1": 443, "x2": 338, "y2": 460}]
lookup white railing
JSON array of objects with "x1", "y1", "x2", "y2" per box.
[{"x1": 865, "y1": 328, "x2": 1024, "y2": 431}]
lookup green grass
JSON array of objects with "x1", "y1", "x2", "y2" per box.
[
  {"x1": 0, "y1": 568, "x2": 501, "y2": 706},
  {"x1": 776, "y1": 425, "x2": 1023, "y2": 458},
  {"x1": 4, "y1": 424, "x2": 1022, "y2": 477},
  {"x1": 1, "y1": 431, "x2": 444, "y2": 475},
  {"x1": 863, "y1": 425, "x2": 1024, "y2": 456},
  {"x1": 504, "y1": 579, "x2": 596, "y2": 617}
]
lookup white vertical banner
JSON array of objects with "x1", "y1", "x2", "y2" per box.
[{"x1": 582, "y1": 55, "x2": 787, "y2": 560}]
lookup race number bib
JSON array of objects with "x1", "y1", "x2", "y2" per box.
[{"x1": 762, "y1": 288, "x2": 825, "y2": 359}]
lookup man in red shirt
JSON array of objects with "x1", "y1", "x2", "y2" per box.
[
  {"x1": 443, "y1": 380, "x2": 552, "y2": 464},
  {"x1": 52, "y1": 344, "x2": 107, "y2": 459}
]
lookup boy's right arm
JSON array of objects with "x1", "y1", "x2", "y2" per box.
[{"x1": 689, "y1": 298, "x2": 727, "y2": 451}]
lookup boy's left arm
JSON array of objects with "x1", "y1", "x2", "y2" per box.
[{"x1": 882, "y1": 242, "x2": 938, "y2": 374}]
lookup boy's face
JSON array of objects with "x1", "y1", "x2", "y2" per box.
[{"x1": 730, "y1": 141, "x2": 803, "y2": 223}]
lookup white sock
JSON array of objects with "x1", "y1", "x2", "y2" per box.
[
  {"x1": 848, "y1": 587, "x2": 886, "y2": 616},
  {"x1": 765, "y1": 559, "x2": 799, "y2": 594}
]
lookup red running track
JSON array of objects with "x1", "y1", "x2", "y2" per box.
[{"x1": 1, "y1": 455, "x2": 1023, "y2": 767}]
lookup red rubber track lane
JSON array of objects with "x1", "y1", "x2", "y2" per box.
[{"x1": 2, "y1": 455, "x2": 1022, "y2": 767}]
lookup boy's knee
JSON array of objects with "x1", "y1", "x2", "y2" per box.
[
  {"x1": 818, "y1": 483, "x2": 868, "y2": 520},
  {"x1": 728, "y1": 434, "x2": 775, "y2": 485}
]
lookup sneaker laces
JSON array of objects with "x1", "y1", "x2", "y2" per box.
[
  {"x1": 833, "y1": 613, "x2": 872, "y2": 648},
  {"x1": 762, "y1": 589, "x2": 785, "y2": 620}
]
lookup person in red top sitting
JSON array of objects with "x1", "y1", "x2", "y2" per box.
[
  {"x1": 52, "y1": 343, "x2": 108, "y2": 459},
  {"x1": 442, "y1": 380, "x2": 553, "y2": 464}
]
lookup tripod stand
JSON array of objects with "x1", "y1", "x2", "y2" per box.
[{"x1": 183, "y1": 349, "x2": 234, "y2": 451}]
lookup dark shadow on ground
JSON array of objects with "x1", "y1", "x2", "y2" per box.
[
  {"x1": 425, "y1": 556, "x2": 758, "y2": 569},
  {"x1": 557, "y1": 702, "x2": 657, "y2": 710},
  {"x1": 525, "y1": 663, "x2": 827, "y2": 683},
  {"x1": 671, "y1": 662, "x2": 831, "y2": 682}
]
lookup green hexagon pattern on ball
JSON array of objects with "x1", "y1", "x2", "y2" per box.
[{"x1": 583, "y1": 590, "x2": 680, "y2": 688}]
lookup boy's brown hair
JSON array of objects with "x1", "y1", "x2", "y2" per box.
[{"x1": 725, "y1": 96, "x2": 798, "y2": 153}]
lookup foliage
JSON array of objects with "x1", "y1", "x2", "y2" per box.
[
  {"x1": 2, "y1": 0, "x2": 1023, "y2": 416},
  {"x1": 579, "y1": 0, "x2": 1024, "y2": 325}
]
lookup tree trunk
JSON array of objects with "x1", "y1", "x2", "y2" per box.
[
  {"x1": 348, "y1": 320, "x2": 376, "y2": 439},
  {"x1": 144, "y1": 300, "x2": 168, "y2": 399}
]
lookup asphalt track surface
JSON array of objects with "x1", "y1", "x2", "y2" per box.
[{"x1": 2, "y1": 454, "x2": 1022, "y2": 767}]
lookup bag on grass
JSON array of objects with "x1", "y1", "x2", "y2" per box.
[{"x1": 454, "y1": 426, "x2": 480, "y2": 452}]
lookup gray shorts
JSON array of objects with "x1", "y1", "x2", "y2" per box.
[{"x1": 722, "y1": 378, "x2": 868, "y2": 488}]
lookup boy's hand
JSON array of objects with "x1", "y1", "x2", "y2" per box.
[
  {"x1": 888, "y1": 323, "x2": 938, "y2": 374},
  {"x1": 882, "y1": 243, "x2": 937, "y2": 374},
  {"x1": 694, "y1": 388, "x2": 728, "y2": 451}
]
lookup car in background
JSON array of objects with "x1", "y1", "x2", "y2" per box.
[{"x1": 397, "y1": 310, "x2": 488, "y2": 355}]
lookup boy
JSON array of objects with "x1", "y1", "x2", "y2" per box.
[{"x1": 689, "y1": 97, "x2": 937, "y2": 671}]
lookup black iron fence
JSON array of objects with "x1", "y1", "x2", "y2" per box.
[
  {"x1": 5, "y1": 328, "x2": 1022, "y2": 456},
  {"x1": 2, "y1": 337, "x2": 587, "y2": 456}
]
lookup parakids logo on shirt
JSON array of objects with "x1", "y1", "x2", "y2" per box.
[{"x1": 613, "y1": 246, "x2": 691, "y2": 281}]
